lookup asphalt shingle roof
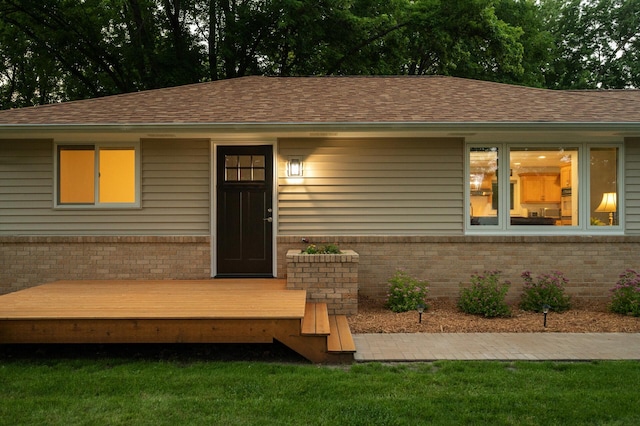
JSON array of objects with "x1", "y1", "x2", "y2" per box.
[{"x1": 0, "y1": 76, "x2": 639, "y2": 125}]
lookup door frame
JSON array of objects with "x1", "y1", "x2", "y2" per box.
[{"x1": 211, "y1": 139, "x2": 278, "y2": 277}]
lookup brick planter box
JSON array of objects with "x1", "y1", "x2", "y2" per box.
[{"x1": 286, "y1": 249, "x2": 359, "y2": 316}]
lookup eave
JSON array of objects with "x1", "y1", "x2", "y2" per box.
[{"x1": 1, "y1": 121, "x2": 639, "y2": 144}]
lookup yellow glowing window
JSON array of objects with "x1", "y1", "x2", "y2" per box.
[
  {"x1": 58, "y1": 145, "x2": 138, "y2": 206},
  {"x1": 99, "y1": 149, "x2": 136, "y2": 203},
  {"x1": 59, "y1": 147, "x2": 95, "y2": 204}
]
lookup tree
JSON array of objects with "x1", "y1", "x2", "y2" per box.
[
  {"x1": 494, "y1": 0, "x2": 556, "y2": 88},
  {"x1": 2, "y1": 0, "x2": 635, "y2": 109},
  {"x1": 542, "y1": 0, "x2": 640, "y2": 89},
  {"x1": 0, "y1": 0, "x2": 205, "y2": 106},
  {"x1": 401, "y1": 0, "x2": 526, "y2": 82},
  {"x1": 0, "y1": 20, "x2": 65, "y2": 108},
  {"x1": 258, "y1": 0, "x2": 532, "y2": 82}
]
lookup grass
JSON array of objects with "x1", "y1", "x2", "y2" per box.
[{"x1": 1, "y1": 353, "x2": 639, "y2": 425}]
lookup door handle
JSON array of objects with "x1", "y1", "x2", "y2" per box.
[{"x1": 263, "y1": 217, "x2": 273, "y2": 223}]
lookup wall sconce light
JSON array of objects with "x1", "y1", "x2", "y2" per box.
[
  {"x1": 287, "y1": 157, "x2": 303, "y2": 177},
  {"x1": 595, "y1": 192, "x2": 617, "y2": 225}
]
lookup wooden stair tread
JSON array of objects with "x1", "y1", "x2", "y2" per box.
[
  {"x1": 327, "y1": 315, "x2": 356, "y2": 353},
  {"x1": 301, "y1": 302, "x2": 330, "y2": 335}
]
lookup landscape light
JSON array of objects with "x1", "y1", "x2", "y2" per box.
[
  {"x1": 542, "y1": 304, "x2": 551, "y2": 328},
  {"x1": 417, "y1": 304, "x2": 426, "y2": 324}
]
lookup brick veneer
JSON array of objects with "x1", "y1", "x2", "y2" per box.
[
  {"x1": 0, "y1": 236, "x2": 211, "y2": 294},
  {"x1": 286, "y1": 249, "x2": 359, "y2": 315},
  {"x1": 4, "y1": 234, "x2": 639, "y2": 305},
  {"x1": 278, "y1": 236, "x2": 640, "y2": 303}
]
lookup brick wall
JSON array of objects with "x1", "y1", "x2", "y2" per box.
[
  {"x1": 278, "y1": 236, "x2": 640, "y2": 303},
  {"x1": 4, "y1": 234, "x2": 637, "y2": 304},
  {"x1": 0, "y1": 236, "x2": 211, "y2": 294},
  {"x1": 286, "y1": 249, "x2": 359, "y2": 315}
]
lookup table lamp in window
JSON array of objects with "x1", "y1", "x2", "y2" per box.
[{"x1": 595, "y1": 192, "x2": 617, "y2": 226}]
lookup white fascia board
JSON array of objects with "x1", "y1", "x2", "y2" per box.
[{"x1": 0, "y1": 121, "x2": 639, "y2": 139}]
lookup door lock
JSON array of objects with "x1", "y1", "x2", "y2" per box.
[{"x1": 263, "y1": 217, "x2": 273, "y2": 223}]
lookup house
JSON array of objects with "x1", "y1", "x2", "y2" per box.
[{"x1": 1, "y1": 76, "x2": 640, "y2": 303}]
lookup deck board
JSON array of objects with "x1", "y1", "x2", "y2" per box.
[
  {"x1": 0, "y1": 279, "x2": 355, "y2": 363},
  {"x1": 0, "y1": 279, "x2": 305, "y2": 320},
  {"x1": 328, "y1": 315, "x2": 356, "y2": 353},
  {"x1": 302, "y1": 302, "x2": 330, "y2": 335},
  {"x1": 301, "y1": 302, "x2": 330, "y2": 335}
]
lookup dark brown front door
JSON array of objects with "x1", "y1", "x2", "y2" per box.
[{"x1": 216, "y1": 145, "x2": 273, "y2": 277}]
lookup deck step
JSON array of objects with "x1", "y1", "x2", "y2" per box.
[
  {"x1": 301, "y1": 302, "x2": 330, "y2": 336},
  {"x1": 327, "y1": 315, "x2": 356, "y2": 353}
]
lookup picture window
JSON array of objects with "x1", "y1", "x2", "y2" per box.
[{"x1": 468, "y1": 143, "x2": 620, "y2": 231}]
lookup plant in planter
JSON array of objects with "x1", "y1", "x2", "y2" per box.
[
  {"x1": 458, "y1": 271, "x2": 511, "y2": 317},
  {"x1": 519, "y1": 271, "x2": 571, "y2": 312},
  {"x1": 609, "y1": 269, "x2": 640, "y2": 317},
  {"x1": 301, "y1": 243, "x2": 341, "y2": 254},
  {"x1": 385, "y1": 270, "x2": 429, "y2": 313}
]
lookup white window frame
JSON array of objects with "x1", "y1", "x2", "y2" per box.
[
  {"x1": 466, "y1": 142, "x2": 623, "y2": 234},
  {"x1": 54, "y1": 142, "x2": 141, "y2": 209}
]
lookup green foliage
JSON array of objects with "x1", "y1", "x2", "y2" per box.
[
  {"x1": 494, "y1": 0, "x2": 556, "y2": 88},
  {"x1": 541, "y1": 0, "x2": 640, "y2": 89},
  {"x1": 0, "y1": 0, "x2": 569, "y2": 109},
  {"x1": 458, "y1": 271, "x2": 511, "y2": 317},
  {"x1": 301, "y1": 244, "x2": 341, "y2": 254},
  {"x1": 2, "y1": 0, "x2": 637, "y2": 108},
  {"x1": 0, "y1": 0, "x2": 204, "y2": 106},
  {"x1": 519, "y1": 271, "x2": 571, "y2": 312},
  {"x1": 609, "y1": 269, "x2": 640, "y2": 317},
  {"x1": 385, "y1": 270, "x2": 429, "y2": 313}
]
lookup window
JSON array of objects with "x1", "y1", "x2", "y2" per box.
[
  {"x1": 56, "y1": 143, "x2": 140, "y2": 207},
  {"x1": 224, "y1": 154, "x2": 266, "y2": 182},
  {"x1": 590, "y1": 147, "x2": 619, "y2": 226},
  {"x1": 468, "y1": 143, "x2": 621, "y2": 231}
]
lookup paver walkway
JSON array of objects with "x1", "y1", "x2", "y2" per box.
[{"x1": 353, "y1": 333, "x2": 640, "y2": 362}]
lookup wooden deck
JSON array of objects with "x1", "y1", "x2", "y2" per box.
[{"x1": 0, "y1": 280, "x2": 355, "y2": 363}]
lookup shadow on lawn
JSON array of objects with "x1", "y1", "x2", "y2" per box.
[{"x1": 0, "y1": 341, "x2": 309, "y2": 363}]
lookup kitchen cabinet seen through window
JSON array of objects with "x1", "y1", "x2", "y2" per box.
[{"x1": 468, "y1": 144, "x2": 620, "y2": 231}]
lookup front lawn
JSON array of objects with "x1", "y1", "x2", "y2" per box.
[{"x1": 1, "y1": 355, "x2": 639, "y2": 425}]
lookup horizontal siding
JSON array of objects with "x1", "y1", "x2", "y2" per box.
[
  {"x1": 140, "y1": 138, "x2": 210, "y2": 235},
  {"x1": 278, "y1": 138, "x2": 464, "y2": 235},
  {"x1": 625, "y1": 138, "x2": 640, "y2": 234},
  {"x1": 0, "y1": 138, "x2": 210, "y2": 236},
  {"x1": 0, "y1": 140, "x2": 54, "y2": 235}
]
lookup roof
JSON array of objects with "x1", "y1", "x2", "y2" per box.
[{"x1": 0, "y1": 76, "x2": 639, "y2": 126}]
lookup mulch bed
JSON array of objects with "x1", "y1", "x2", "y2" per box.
[{"x1": 348, "y1": 297, "x2": 640, "y2": 333}]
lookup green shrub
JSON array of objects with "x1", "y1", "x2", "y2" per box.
[
  {"x1": 609, "y1": 269, "x2": 640, "y2": 317},
  {"x1": 385, "y1": 270, "x2": 429, "y2": 313},
  {"x1": 302, "y1": 244, "x2": 340, "y2": 254},
  {"x1": 519, "y1": 271, "x2": 571, "y2": 312},
  {"x1": 458, "y1": 271, "x2": 511, "y2": 317}
]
